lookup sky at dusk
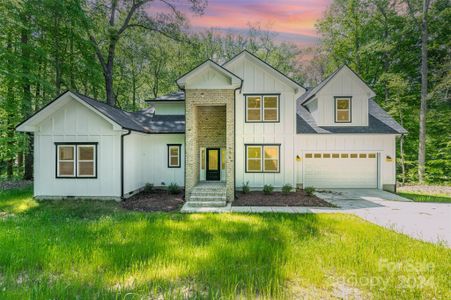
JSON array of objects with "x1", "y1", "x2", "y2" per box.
[{"x1": 152, "y1": 0, "x2": 331, "y2": 46}]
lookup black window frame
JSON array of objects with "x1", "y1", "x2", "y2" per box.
[
  {"x1": 245, "y1": 144, "x2": 281, "y2": 173},
  {"x1": 334, "y1": 96, "x2": 352, "y2": 123},
  {"x1": 167, "y1": 144, "x2": 182, "y2": 168},
  {"x1": 245, "y1": 94, "x2": 280, "y2": 123},
  {"x1": 55, "y1": 142, "x2": 98, "y2": 179}
]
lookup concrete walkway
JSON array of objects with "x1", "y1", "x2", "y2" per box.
[{"x1": 182, "y1": 189, "x2": 451, "y2": 247}]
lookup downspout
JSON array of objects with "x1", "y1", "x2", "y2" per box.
[{"x1": 121, "y1": 129, "x2": 132, "y2": 199}]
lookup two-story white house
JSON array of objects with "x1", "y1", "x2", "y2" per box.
[{"x1": 16, "y1": 50, "x2": 407, "y2": 207}]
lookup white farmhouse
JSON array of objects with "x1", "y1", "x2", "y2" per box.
[{"x1": 16, "y1": 50, "x2": 407, "y2": 207}]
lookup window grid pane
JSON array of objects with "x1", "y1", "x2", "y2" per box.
[
  {"x1": 168, "y1": 146, "x2": 180, "y2": 167},
  {"x1": 247, "y1": 95, "x2": 279, "y2": 122},
  {"x1": 77, "y1": 145, "x2": 95, "y2": 177},
  {"x1": 58, "y1": 145, "x2": 75, "y2": 177}
]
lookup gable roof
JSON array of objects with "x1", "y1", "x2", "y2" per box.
[
  {"x1": 300, "y1": 65, "x2": 376, "y2": 105},
  {"x1": 16, "y1": 91, "x2": 185, "y2": 134},
  {"x1": 176, "y1": 59, "x2": 242, "y2": 89},
  {"x1": 296, "y1": 98, "x2": 407, "y2": 134},
  {"x1": 145, "y1": 91, "x2": 185, "y2": 102},
  {"x1": 222, "y1": 50, "x2": 305, "y2": 93}
]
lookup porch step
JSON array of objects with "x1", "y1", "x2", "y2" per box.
[
  {"x1": 186, "y1": 201, "x2": 227, "y2": 207},
  {"x1": 189, "y1": 195, "x2": 227, "y2": 202},
  {"x1": 187, "y1": 182, "x2": 228, "y2": 208}
]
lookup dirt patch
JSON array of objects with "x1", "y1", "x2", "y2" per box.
[
  {"x1": 121, "y1": 189, "x2": 184, "y2": 212},
  {"x1": 233, "y1": 189, "x2": 334, "y2": 207},
  {"x1": 398, "y1": 185, "x2": 451, "y2": 196},
  {"x1": 0, "y1": 180, "x2": 32, "y2": 191}
]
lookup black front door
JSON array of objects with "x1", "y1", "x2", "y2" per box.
[{"x1": 206, "y1": 148, "x2": 220, "y2": 181}]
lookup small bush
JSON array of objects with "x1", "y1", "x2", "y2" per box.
[
  {"x1": 304, "y1": 186, "x2": 315, "y2": 196},
  {"x1": 168, "y1": 183, "x2": 180, "y2": 194},
  {"x1": 282, "y1": 184, "x2": 292, "y2": 195},
  {"x1": 263, "y1": 184, "x2": 273, "y2": 195},
  {"x1": 143, "y1": 183, "x2": 154, "y2": 193},
  {"x1": 242, "y1": 181, "x2": 250, "y2": 194}
]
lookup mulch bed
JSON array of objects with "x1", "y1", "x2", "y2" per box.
[
  {"x1": 0, "y1": 180, "x2": 33, "y2": 191},
  {"x1": 233, "y1": 189, "x2": 334, "y2": 207},
  {"x1": 121, "y1": 189, "x2": 185, "y2": 212}
]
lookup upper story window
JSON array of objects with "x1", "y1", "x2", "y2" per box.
[
  {"x1": 245, "y1": 94, "x2": 279, "y2": 122},
  {"x1": 168, "y1": 144, "x2": 181, "y2": 168},
  {"x1": 56, "y1": 143, "x2": 97, "y2": 178},
  {"x1": 335, "y1": 97, "x2": 351, "y2": 123}
]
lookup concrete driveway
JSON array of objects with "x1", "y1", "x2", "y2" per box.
[{"x1": 314, "y1": 189, "x2": 451, "y2": 247}]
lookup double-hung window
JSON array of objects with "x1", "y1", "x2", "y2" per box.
[
  {"x1": 245, "y1": 145, "x2": 280, "y2": 173},
  {"x1": 168, "y1": 144, "x2": 181, "y2": 168},
  {"x1": 56, "y1": 143, "x2": 97, "y2": 178},
  {"x1": 246, "y1": 95, "x2": 279, "y2": 122},
  {"x1": 335, "y1": 97, "x2": 351, "y2": 123}
]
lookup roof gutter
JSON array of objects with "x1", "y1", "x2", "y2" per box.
[{"x1": 120, "y1": 129, "x2": 132, "y2": 199}]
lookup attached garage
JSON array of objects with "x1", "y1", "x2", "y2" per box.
[{"x1": 303, "y1": 152, "x2": 378, "y2": 188}]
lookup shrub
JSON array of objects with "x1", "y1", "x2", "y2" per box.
[
  {"x1": 282, "y1": 184, "x2": 292, "y2": 195},
  {"x1": 168, "y1": 183, "x2": 180, "y2": 194},
  {"x1": 263, "y1": 184, "x2": 273, "y2": 195},
  {"x1": 143, "y1": 183, "x2": 154, "y2": 193},
  {"x1": 242, "y1": 181, "x2": 250, "y2": 194},
  {"x1": 304, "y1": 186, "x2": 315, "y2": 196}
]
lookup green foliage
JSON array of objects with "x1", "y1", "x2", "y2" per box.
[
  {"x1": 315, "y1": 0, "x2": 451, "y2": 184},
  {"x1": 282, "y1": 184, "x2": 292, "y2": 195},
  {"x1": 143, "y1": 183, "x2": 154, "y2": 194},
  {"x1": 304, "y1": 187, "x2": 315, "y2": 196},
  {"x1": 263, "y1": 184, "x2": 273, "y2": 195},
  {"x1": 167, "y1": 182, "x2": 180, "y2": 194},
  {"x1": 242, "y1": 181, "x2": 250, "y2": 194}
]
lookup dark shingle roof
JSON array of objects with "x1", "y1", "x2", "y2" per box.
[
  {"x1": 73, "y1": 92, "x2": 185, "y2": 133},
  {"x1": 131, "y1": 109, "x2": 185, "y2": 133},
  {"x1": 296, "y1": 98, "x2": 407, "y2": 134},
  {"x1": 145, "y1": 91, "x2": 185, "y2": 102}
]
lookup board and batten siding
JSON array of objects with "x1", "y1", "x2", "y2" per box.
[
  {"x1": 123, "y1": 133, "x2": 184, "y2": 195},
  {"x1": 295, "y1": 134, "x2": 397, "y2": 188},
  {"x1": 33, "y1": 100, "x2": 122, "y2": 199},
  {"x1": 226, "y1": 56, "x2": 303, "y2": 189},
  {"x1": 152, "y1": 102, "x2": 185, "y2": 115},
  {"x1": 307, "y1": 67, "x2": 372, "y2": 126}
]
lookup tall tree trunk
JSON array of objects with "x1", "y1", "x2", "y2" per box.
[
  {"x1": 21, "y1": 19, "x2": 33, "y2": 180},
  {"x1": 6, "y1": 35, "x2": 15, "y2": 179},
  {"x1": 418, "y1": 0, "x2": 430, "y2": 183}
]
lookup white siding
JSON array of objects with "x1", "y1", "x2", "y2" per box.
[
  {"x1": 152, "y1": 102, "x2": 185, "y2": 115},
  {"x1": 34, "y1": 100, "x2": 122, "y2": 199},
  {"x1": 123, "y1": 133, "x2": 184, "y2": 194},
  {"x1": 313, "y1": 67, "x2": 372, "y2": 126},
  {"x1": 227, "y1": 55, "x2": 303, "y2": 189},
  {"x1": 295, "y1": 134, "x2": 397, "y2": 188}
]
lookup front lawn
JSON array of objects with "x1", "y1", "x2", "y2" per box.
[
  {"x1": 0, "y1": 187, "x2": 450, "y2": 299},
  {"x1": 398, "y1": 192, "x2": 451, "y2": 203}
]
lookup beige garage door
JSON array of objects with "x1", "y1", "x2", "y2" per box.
[{"x1": 304, "y1": 152, "x2": 378, "y2": 188}]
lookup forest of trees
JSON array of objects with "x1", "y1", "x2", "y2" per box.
[{"x1": 0, "y1": 0, "x2": 449, "y2": 184}]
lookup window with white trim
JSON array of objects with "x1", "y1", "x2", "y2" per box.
[
  {"x1": 335, "y1": 97, "x2": 351, "y2": 123},
  {"x1": 245, "y1": 145, "x2": 280, "y2": 173},
  {"x1": 246, "y1": 95, "x2": 279, "y2": 122},
  {"x1": 56, "y1": 143, "x2": 96, "y2": 178},
  {"x1": 168, "y1": 145, "x2": 181, "y2": 168}
]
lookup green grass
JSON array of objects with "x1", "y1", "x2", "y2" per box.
[
  {"x1": 0, "y1": 187, "x2": 450, "y2": 299},
  {"x1": 398, "y1": 192, "x2": 451, "y2": 203}
]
